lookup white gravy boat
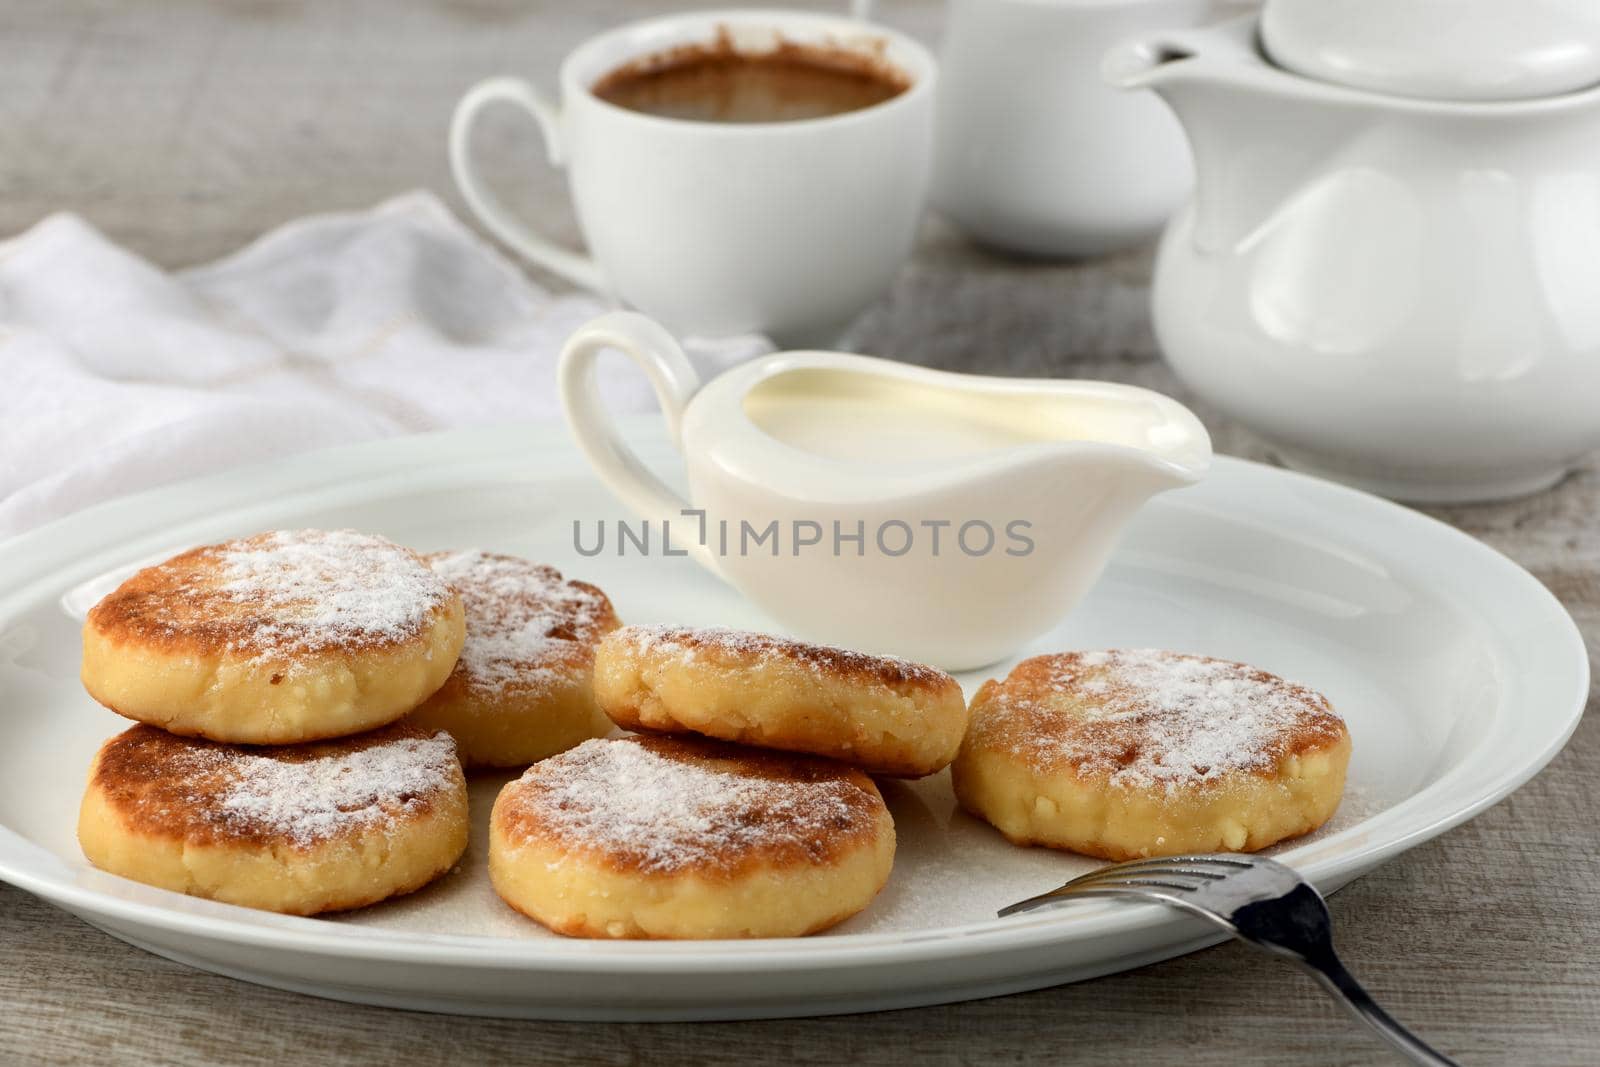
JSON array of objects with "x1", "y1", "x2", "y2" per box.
[{"x1": 558, "y1": 312, "x2": 1211, "y2": 670}]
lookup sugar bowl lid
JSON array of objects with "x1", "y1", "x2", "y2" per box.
[{"x1": 1260, "y1": 0, "x2": 1600, "y2": 101}]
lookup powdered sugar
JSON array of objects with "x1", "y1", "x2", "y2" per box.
[
  {"x1": 212, "y1": 529, "x2": 452, "y2": 655},
  {"x1": 427, "y1": 550, "x2": 612, "y2": 695},
  {"x1": 209, "y1": 730, "x2": 459, "y2": 846},
  {"x1": 997, "y1": 649, "x2": 1344, "y2": 791},
  {"x1": 619, "y1": 624, "x2": 952, "y2": 687},
  {"x1": 624, "y1": 625, "x2": 768, "y2": 657},
  {"x1": 505, "y1": 737, "x2": 876, "y2": 873}
]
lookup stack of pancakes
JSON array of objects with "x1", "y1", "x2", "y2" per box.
[
  {"x1": 487, "y1": 624, "x2": 970, "y2": 939},
  {"x1": 76, "y1": 530, "x2": 618, "y2": 916}
]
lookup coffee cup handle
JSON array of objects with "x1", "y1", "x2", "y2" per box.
[
  {"x1": 449, "y1": 77, "x2": 607, "y2": 293},
  {"x1": 558, "y1": 311, "x2": 723, "y2": 576}
]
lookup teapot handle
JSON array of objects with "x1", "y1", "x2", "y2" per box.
[{"x1": 557, "y1": 312, "x2": 722, "y2": 576}]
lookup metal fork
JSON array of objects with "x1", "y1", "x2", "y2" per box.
[{"x1": 1001, "y1": 855, "x2": 1459, "y2": 1066}]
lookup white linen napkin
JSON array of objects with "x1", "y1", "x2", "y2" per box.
[{"x1": 0, "y1": 191, "x2": 768, "y2": 539}]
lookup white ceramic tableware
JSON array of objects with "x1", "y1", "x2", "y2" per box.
[
  {"x1": 1106, "y1": 2, "x2": 1600, "y2": 502},
  {"x1": 450, "y1": 9, "x2": 935, "y2": 346},
  {"x1": 929, "y1": 0, "x2": 1222, "y2": 257},
  {"x1": 558, "y1": 311, "x2": 1211, "y2": 669},
  {"x1": 6, "y1": 420, "x2": 1587, "y2": 1019}
]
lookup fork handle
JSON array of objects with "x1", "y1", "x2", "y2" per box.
[{"x1": 1298, "y1": 951, "x2": 1460, "y2": 1066}]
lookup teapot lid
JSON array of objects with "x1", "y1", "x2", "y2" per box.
[{"x1": 1261, "y1": 0, "x2": 1600, "y2": 101}]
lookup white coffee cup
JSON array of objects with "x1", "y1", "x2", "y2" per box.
[{"x1": 450, "y1": 9, "x2": 935, "y2": 345}]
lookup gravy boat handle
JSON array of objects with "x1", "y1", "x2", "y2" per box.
[{"x1": 557, "y1": 311, "x2": 721, "y2": 575}]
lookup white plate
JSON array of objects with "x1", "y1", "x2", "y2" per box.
[{"x1": 0, "y1": 420, "x2": 1585, "y2": 1020}]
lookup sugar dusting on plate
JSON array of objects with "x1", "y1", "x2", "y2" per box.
[
  {"x1": 426, "y1": 550, "x2": 613, "y2": 698},
  {"x1": 988, "y1": 649, "x2": 1347, "y2": 791},
  {"x1": 503, "y1": 737, "x2": 879, "y2": 874}
]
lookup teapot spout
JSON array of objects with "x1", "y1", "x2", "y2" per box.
[{"x1": 1103, "y1": 17, "x2": 1364, "y2": 253}]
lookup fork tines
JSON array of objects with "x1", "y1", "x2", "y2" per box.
[{"x1": 998, "y1": 854, "x2": 1259, "y2": 917}]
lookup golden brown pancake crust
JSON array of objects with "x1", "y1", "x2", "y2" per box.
[
  {"x1": 493, "y1": 735, "x2": 886, "y2": 880},
  {"x1": 88, "y1": 722, "x2": 460, "y2": 850},
  {"x1": 594, "y1": 626, "x2": 968, "y2": 777},
  {"x1": 965, "y1": 650, "x2": 1348, "y2": 785},
  {"x1": 953, "y1": 649, "x2": 1351, "y2": 859},
  {"x1": 623, "y1": 626, "x2": 954, "y2": 692},
  {"x1": 81, "y1": 529, "x2": 466, "y2": 744},
  {"x1": 87, "y1": 529, "x2": 456, "y2": 659}
]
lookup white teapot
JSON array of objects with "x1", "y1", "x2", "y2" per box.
[{"x1": 1107, "y1": 0, "x2": 1600, "y2": 502}]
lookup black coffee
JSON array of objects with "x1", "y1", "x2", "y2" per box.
[{"x1": 593, "y1": 39, "x2": 909, "y2": 124}]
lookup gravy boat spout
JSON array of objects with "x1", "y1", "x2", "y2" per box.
[{"x1": 560, "y1": 312, "x2": 1211, "y2": 670}]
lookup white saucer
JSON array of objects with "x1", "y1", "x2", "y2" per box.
[{"x1": 0, "y1": 419, "x2": 1584, "y2": 1020}]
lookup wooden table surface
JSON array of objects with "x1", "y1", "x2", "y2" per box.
[{"x1": 4, "y1": 2, "x2": 1597, "y2": 1064}]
